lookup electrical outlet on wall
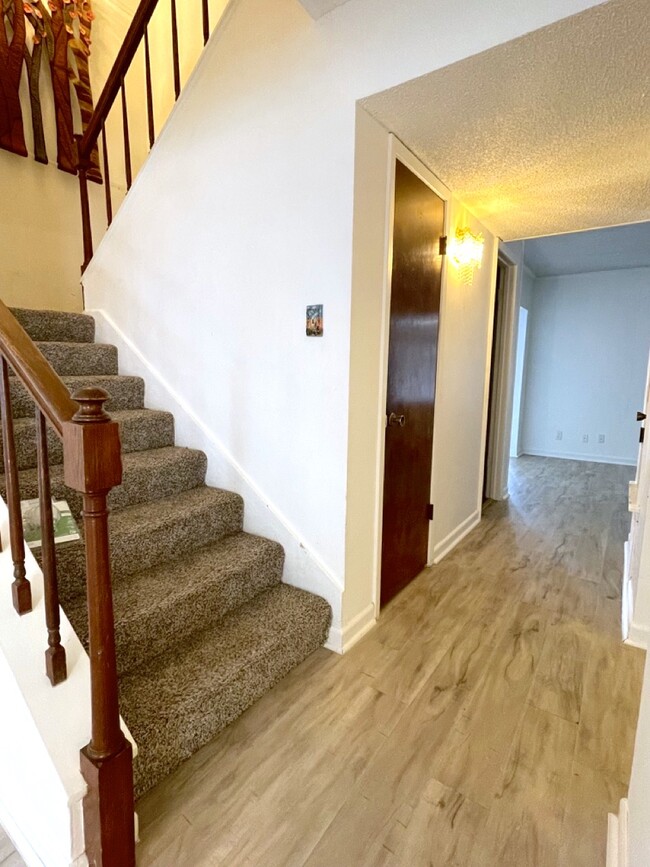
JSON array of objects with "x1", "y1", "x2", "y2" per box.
[
  {"x1": 583, "y1": 434, "x2": 589, "y2": 443},
  {"x1": 556, "y1": 430, "x2": 563, "y2": 441},
  {"x1": 598, "y1": 434, "x2": 606, "y2": 443}
]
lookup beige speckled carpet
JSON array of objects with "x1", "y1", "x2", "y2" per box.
[{"x1": 2, "y1": 308, "x2": 332, "y2": 798}]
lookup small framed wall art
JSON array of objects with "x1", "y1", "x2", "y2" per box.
[{"x1": 306, "y1": 305, "x2": 323, "y2": 336}]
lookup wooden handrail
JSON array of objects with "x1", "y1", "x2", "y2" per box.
[
  {"x1": 0, "y1": 300, "x2": 77, "y2": 438},
  {"x1": 78, "y1": 0, "x2": 159, "y2": 163}
]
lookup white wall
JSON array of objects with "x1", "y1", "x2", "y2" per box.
[
  {"x1": 521, "y1": 268, "x2": 650, "y2": 465},
  {"x1": 0, "y1": 0, "x2": 231, "y2": 312},
  {"x1": 520, "y1": 263, "x2": 535, "y2": 309},
  {"x1": 82, "y1": 0, "x2": 606, "y2": 642},
  {"x1": 0, "y1": 0, "x2": 142, "y2": 312}
]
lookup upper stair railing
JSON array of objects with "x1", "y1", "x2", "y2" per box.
[
  {"x1": 78, "y1": 0, "x2": 214, "y2": 271},
  {"x1": 0, "y1": 300, "x2": 134, "y2": 867}
]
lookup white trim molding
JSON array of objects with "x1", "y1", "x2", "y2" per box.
[
  {"x1": 432, "y1": 510, "x2": 481, "y2": 565},
  {"x1": 523, "y1": 448, "x2": 636, "y2": 467},
  {"x1": 622, "y1": 538, "x2": 649, "y2": 649},
  {"x1": 484, "y1": 250, "x2": 520, "y2": 502},
  {"x1": 326, "y1": 603, "x2": 376, "y2": 655},
  {"x1": 607, "y1": 798, "x2": 629, "y2": 867},
  {"x1": 625, "y1": 620, "x2": 650, "y2": 650}
]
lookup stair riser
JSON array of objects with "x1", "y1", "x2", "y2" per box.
[
  {"x1": 129, "y1": 611, "x2": 329, "y2": 798},
  {"x1": 14, "y1": 343, "x2": 120, "y2": 377},
  {"x1": 7, "y1": 376, "x2": 145, "y2": 418},
  {"x1": 10, "y1": 308, "x2": 95, "y2": 343},
  {"x1": 70, "y1": 544, "x2": 285, "y2": 676},
  {"x1": 55, "y1": 497, "x2": 244, "y2": 598},
  {"x1": 1, "y1": 412, "x2": 175, "y2": 471}
]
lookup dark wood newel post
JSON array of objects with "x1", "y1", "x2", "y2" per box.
[{"x1": 63, "y1": 387, "x2": 135, "y2": 867}]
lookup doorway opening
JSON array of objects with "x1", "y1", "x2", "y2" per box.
[
  {"x1": 509, "y1": 307, "x2": 529, "y2": 458},
  {"x1": 482, "y1": 252, "x2": 518, "y2": 504}
]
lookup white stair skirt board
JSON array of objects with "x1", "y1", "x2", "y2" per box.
[{"x1": 607, "y1": 799, "x2": 629, "y2": 867}]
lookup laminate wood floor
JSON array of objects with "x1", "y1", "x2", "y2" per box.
[{"x1": 137, "y1": 456, "x2": 646, "y2": 867}]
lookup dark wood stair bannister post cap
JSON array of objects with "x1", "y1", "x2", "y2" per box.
[
  {"x1": 62, "y1": 387, "x2": 122, "y2": 492},
  {"x1": 72, "y1": 386, "x2": 112, "y2": 423}
]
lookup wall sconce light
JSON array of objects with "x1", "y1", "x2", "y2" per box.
[{"x1": 448, "y1": 226, "x2": 485, "y2": 284}]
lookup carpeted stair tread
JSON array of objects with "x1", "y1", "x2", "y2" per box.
[
  {"x1": 9, "y1": 374, "x2": 145, "y2": 418},
  {"x1": 2, "y1": 446, "x2": 207, "y2": 516},
  {"x1": 56, "y1": 486, "x2": 244, "y2": 598},
  {"x1": 66, "y1": 532, "x2": 284, "y2": 676},
  {"x1": 120, "y1": 583, "x2": 332, "y2": 797},
  {"x1": 10, "y1": 308, "x2": 95, "y2": 343},
  {"x1": 1, "y1": 408, "x2": 175, "y2": 471},
  {"x1": 18, "y1": 341, "x2": 119, "y2": 377}
]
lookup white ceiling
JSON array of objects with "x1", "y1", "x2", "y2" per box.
[
  {"x1": 523, "y1": 222, "x2": 650, "y2": 277},
  {"x1": 361, "y1": 0, "x2": 650, "y2": 241}
]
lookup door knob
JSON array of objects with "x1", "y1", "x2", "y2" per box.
[
  {"x1": 388, "y1": 412, "x2": 406, "y2": 427},
  {"x1": 637, "y1": 412, "x2": 647, "y2": 422}
]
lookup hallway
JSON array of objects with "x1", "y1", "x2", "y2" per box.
[{"x1": 137, "y1": 456, "x2": 645, "y2": 866}]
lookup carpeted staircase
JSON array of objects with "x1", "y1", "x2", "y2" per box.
[{"x1": 1, "y1": 307, "x2": 332, "y2": 798}]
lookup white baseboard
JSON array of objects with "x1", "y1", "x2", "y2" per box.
[
  {"x1": 623, "y1": 540, "x2": 633, "y2": 642},
  {"x1": 432, "y1": 509, "x2": 481, "y2": 565},
  {"x1": 326, "y1": 603, "x2": 376, "y2": 655},
  {"x1": 522, "y1": 448, "x2": 636, "y2": 467},
  {"x1": 622, "y1": 539, "x2": 649, "y2": 649},
  {"x1": 89, "y1": 309, "x2": 344, "y2": 642},
  {"x1": 626, "y1": 620, "x2": 649, "y2": 650},
  {"x1": 607, "y1": 798, "x2": 629, "y2": 867}
]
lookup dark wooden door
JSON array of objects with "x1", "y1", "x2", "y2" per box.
[{"x1": 380, "y1": 159, "x2": 445, "y2": 607}]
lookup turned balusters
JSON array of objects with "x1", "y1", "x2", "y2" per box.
[
  {"x1": 35, "y1": 408, "x2": 67, "y2": 685},
  {"x1": 0, "y1": 356, "x2": 32, "y2": 615},
  {"x1": 78, "y1": 0, "x2": 217, "y2": 272}
]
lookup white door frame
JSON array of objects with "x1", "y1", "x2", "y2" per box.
[
  {"x1": 483, "y1": 247, "x2": 520, "y2": 501},
  {"x1": 370, "y1": 135, "x2": 451, "y2": 619}
]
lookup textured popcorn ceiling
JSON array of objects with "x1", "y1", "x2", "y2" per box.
[{"x1": 361, "y1": 0, "x2": 650, "y2": 241}]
